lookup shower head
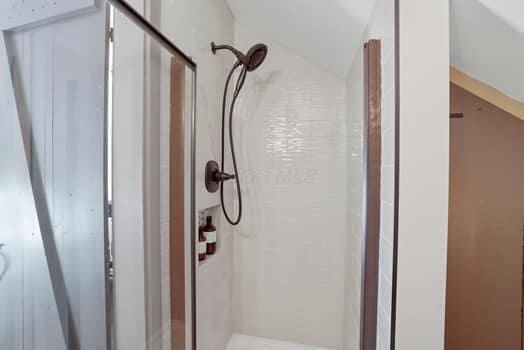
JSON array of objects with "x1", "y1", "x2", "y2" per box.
[
  {"x1": 244, "y1": 43, "x2": 268, "y2": 71},
  {"x1": 211, "y1": 42, "x2": 268, "y2": 72},
  {"x1": 207, "y1": 41, "x2": 269, "y2": 226}
]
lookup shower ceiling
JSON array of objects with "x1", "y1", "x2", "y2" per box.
[{"x1": 226, "y1": 0, "x2": 378, "y2": 76}]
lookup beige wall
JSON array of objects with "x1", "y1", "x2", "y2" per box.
[
  {"x1": 450, "y1": 67, "x2": 524, "y2": 121},
  {"x1": 446, "y1": 84, "x2": 524, "y2": 350},
  {"x1": 395, "y1": 0, "x2": 450, "y2": 349}
]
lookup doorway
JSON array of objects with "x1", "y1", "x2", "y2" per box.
[{"x1": 445, "y1": 83, "x2": 524, "y2": 349}]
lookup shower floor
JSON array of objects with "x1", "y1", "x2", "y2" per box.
[{"x1": 227, "y1": 334, "x2": 334, "y2": 350}]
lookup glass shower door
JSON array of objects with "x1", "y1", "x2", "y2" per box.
[
  {"x1": 1, "y1": 1, "x2": 197, "y2": 349},
  {"x1": 110, "y1": 3, "x2": 196, "y2": 349}
]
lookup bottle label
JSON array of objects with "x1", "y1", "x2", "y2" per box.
[
  {"x1": 205, "y1": 230, "x2": 217, "y2": 243},
  {"x1": 198, "y1": 241, "x2": 207, "y2": 254}
]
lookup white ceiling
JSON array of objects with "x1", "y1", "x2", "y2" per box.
[
  {"x1": 226, "y1": 0, "x2": 524, "y2": 101},
  {"x1": 451, "y1": 0, "x2": 524, "y2": 102},
  {"x1": 475, "y1": 0, "x2": 524, "y2": 35},
  {"x1": 226, "y1": 0, "x2": 378, "y2": 77}
]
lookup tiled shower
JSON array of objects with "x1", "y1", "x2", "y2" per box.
[
  {"x1": 195, "y1": 0, "x2": 395, "y2": 349},
  {"x1": 230, "y1": 24, "x2": 347, "y2": 349},
  {"x1": 0, "y1": 0, "x2": 395, "y2": 349}
]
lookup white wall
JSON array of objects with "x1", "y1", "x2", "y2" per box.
[
  {"x1": 451, "y1": 0, "x2": 524, "y2": 102},
  {"x1": 159, "y1": 1, "x2": 236, "y2": 350},
  {"x1": 160, "y1": 0, "x2": 234, "y2": 211},
  {"x1": 395, "y1": 0, "x2": 449, "y2": 349},
  {"x1": 344, "y1": 0, "x2": 396, "y2": 349},
  {"x1": 231, "y1": 23, "x2": 347, "y2": 350},
  {"x1": 196, "y1": 208, "x2": 234, "y2": 350}
]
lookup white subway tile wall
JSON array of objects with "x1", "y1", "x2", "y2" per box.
[
  {"x1": 197, "y1": 207, "x2": 235, "y2": 350},
  {"x1": 344, "y1": 45, "x2": 365, "y2": 350},
  {"x1": 231, "y1": 24, "x2": 347, "y2": 350}
]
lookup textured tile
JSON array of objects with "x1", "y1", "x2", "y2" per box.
[{"x1": 231, "y1": 24, "x2": 347, "y2": 350}]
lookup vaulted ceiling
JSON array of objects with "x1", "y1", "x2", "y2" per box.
[
  {"x1": 226, "y1": 0, "x2": 524, "y2": 102},
  {"x1": 226, "y1": 0, "x2": 378, "y2": 77},
  {"x1": 451, "y1": 0, "x2": 524, "y2": 102}
]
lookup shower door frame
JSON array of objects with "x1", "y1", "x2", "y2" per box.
[{"x1": 390, "y1": 1, "x2": 400, "y2": 349}]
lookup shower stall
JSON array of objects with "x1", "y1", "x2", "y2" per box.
[{"x1": 0, "y1": 0, "x2": 397, "y2": 350}]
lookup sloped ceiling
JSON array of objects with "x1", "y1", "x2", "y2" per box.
[
  {"x1": 226, "y1": 0, "x2": 378, "y2": 77},
  {"x1": 226, "y1": 0, "x2": 524, "y2": 99},
  {"x1": 451, "y1": 0, "x2": 524, "y2": 102}
]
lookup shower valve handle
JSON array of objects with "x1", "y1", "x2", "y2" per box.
[
  {"x1": 213, "y1": 171, "x2": 236, "y2": 182},
  {"x1": 205, "y1": 160, "x2": 236, "y2": 193}
]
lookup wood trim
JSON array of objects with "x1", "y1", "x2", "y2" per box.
[
  {"x1": 170, "y1": 57, "x2": 187, "y2": 350},
  {"x1": 450, "y1": 67, "x2": 524, "y2": 121},
  {"x1": 361, "y1": 39, "x2": 382, "y2": 350}
]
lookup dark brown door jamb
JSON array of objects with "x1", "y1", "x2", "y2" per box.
[{"x1": 361, "y1": 39, "x2": 382, "y2": 350}]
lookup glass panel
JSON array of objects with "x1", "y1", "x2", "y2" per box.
[
  {"x1": 0, "y1": 3, "x2": 196, "y2": 350},
  {"x1": 110, "y1": 6, "x2": 195, "y2": 350}
]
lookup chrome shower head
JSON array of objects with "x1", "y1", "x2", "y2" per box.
[{"x1": 211, "y1": 42, "x2": 268, "y2": 71}]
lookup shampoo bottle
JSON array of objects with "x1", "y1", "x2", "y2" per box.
[
  {"x1": 198, "y1": 226, "x2": 207, "y2": 261},
  {"x1": 203, "y1": 216, "x2": 217, "y2": 255}
]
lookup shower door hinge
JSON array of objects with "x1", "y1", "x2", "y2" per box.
[
  {"x1": 108, "y1": 27, "x2": 114, "y2": 43},
  {"x1": 107, "y1": 201, "x2": 113, "y2": 218}
]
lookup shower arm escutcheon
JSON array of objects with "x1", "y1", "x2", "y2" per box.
[{"x1": 205, "y1": 160, "x2": 235, "y2": 193}]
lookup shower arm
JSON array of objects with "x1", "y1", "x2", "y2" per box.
[{"x1": 211, "y1": 42, "x2": 245, "y2": 62}]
